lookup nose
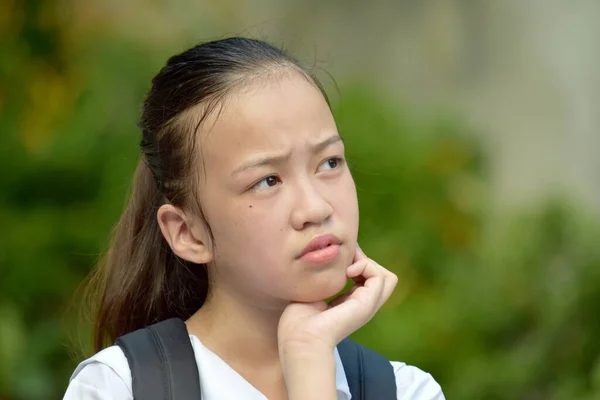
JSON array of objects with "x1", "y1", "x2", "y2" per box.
[{"x1": 290, "y1": 179, "x2": 334, "y2": 231}]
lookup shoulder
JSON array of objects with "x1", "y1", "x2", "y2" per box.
[
  {"x1": 63, "y1": 345, "x2": 133, "y2": 400},
  {"x1": 390, "y1": 361, "x2": 445, "y2": 400}
]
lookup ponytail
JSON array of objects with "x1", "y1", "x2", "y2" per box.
[{"x1": 89, "y1": 159, "x2": 208, "y2": 352}]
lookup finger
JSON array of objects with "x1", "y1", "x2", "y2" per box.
[
  {"x1": 348, "y1": 258, "x2": 396, "y2": 311},
  {"x1": 321, "y1": 262, "x2": 386, "y2": 342},
  {"x1": 356, "y1": 258, "x2": 396, "y2": 310},
  {"x1": 347, "y1": 263, "x2": 385, "y2": 310},
  {"x1": 327, "y1": 285, "x2": 359, "y2": 308},
  {"x1": 346, "y1": 259, "x2": 377, "y2": 280},
  {"x1": 346, "y1": 259, "x2": 386, "y2": 304},
  {"x1": 320, "y1": 282, "x2": 383, "y2": 342},
  {"x1": 375, "y1": 271, "x2": 398, "y2": 310},
  {"x1": 352, "y1": 243, "x2": 367, "y2": 263}
]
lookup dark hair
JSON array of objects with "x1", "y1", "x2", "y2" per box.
[{"x1": 88, "y1": 37, "x2": 330, "y2": 351}]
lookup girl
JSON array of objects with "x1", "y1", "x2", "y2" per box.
[{"x1": 63, "y1": 37, "x2": 444, "y2": 399}]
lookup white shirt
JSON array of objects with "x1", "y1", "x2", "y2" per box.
[{"x1": 64, "y1": 335, "x2": 444, "y2": 399}]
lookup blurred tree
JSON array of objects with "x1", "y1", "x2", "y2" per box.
[
  {"x1": 0, "y1": 1, "x2": 156, "y2": 398},
  {"x1": 335, "y1": 86, "x2": 600, "y2": 400}
]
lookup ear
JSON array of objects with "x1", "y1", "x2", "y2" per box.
[{"x1": 157, "y1": 204, "x2": 214, "y2": 264}]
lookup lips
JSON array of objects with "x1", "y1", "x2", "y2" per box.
[{"x1": 299, "y1": 233, "x2": 342, "y2": 258}]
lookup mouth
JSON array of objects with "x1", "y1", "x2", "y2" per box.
[{"x1": 298, "y1": 234, "x2": 342, "y2": 264}]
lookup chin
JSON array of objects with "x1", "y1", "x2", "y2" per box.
[{"x1": 291, "y1": 269, "x2": 348, "y2": 302}]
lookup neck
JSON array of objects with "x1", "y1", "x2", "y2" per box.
[{"x1": 185, "y1": 286, "x2": 286, "y2": 366}]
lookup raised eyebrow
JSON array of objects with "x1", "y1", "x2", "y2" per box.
[
  {"x1": 310, "y1": 135, "x2": 344, "y2": 153},
  {"x1": 230, "y1": 152, "x2": 291, "y2": 178},
  {"x1": 231, "y1": 135, "x2": 344, "y2": 178}
]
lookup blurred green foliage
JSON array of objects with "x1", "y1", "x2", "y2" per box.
[
  {"x1": 337, "y1": 86, "x2": 600, "y2": 400},
  {"x1": 1, "y1": 2, "x2": 599, "y2": 399}
]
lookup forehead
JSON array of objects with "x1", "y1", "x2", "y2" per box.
[{"x1": 199, "y1": 73, "x2": 337, "y2": 170}]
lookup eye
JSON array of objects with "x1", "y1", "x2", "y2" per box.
[
  {"x1": 318, "y1": 157, "x2": 345, "y2": 171},
  {"x1": 252, "y1": 175, "x2": 281, "y2": 191}
]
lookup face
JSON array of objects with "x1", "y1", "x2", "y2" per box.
[{"x1": 195, "y1": 72, "x2": 359, "y2": 306}]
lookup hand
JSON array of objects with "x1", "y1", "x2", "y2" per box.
[{"x1": 278, "y1": 244, "x2": 398, "y2": 355}]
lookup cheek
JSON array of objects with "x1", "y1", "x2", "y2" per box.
[
  {"x1": 334, "y1": 174, "x2": 359, "y2": 230},
  {"x1": 211, "y1": 202, "x2": 288, "y2": 265}
]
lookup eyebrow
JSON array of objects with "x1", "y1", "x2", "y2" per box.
[{"x1": 231, "y1": 135, "x2": 344, "y2": 177}]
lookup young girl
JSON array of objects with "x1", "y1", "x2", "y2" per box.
[{"x1": 63, "y1": 37, "x2": 444, "y2": 400}]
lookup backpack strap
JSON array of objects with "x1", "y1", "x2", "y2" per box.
[
  {"x1": 115, "y1": 318, "x2": 201, "y2": 400},
  {"x1": 337, "y1": 338, "x2": 397, "y2": 400}
]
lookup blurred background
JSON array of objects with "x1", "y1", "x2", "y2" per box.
[{"x1": 1, "y1": 1, "x2": 599, "y2": 399}]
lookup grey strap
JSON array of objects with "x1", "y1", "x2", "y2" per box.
[
  {"x1": 337, "y1": 338, "x2": 397, "y2": 399},
  {"x1": 115, "y1": 318, "x2": 202, "y2": 400}
]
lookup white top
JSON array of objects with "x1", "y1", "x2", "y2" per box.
[{"x1": 63, "y1": 335, "x2": 444, "y2": 399}]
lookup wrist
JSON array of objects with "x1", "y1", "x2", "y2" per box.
[
  {"x1": 281, "y1": 351, "x2": 337, "y2": 400},
  {"x1": 280, "y1": 345, "x2": 333, "y2": 368},
  {"x1": 278, "y1": 335, "x2": 334, "y2": 360}
]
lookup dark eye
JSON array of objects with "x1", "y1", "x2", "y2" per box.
[
  {"x1": 318, "y1": 157, "x2": 344, "y2": 171},
  {"x1": 253, "y1": 175, "x2": 281, "y2": 191},
  {"x1": 265, "y1": 176, "x2": 279, "y2": 186}
]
